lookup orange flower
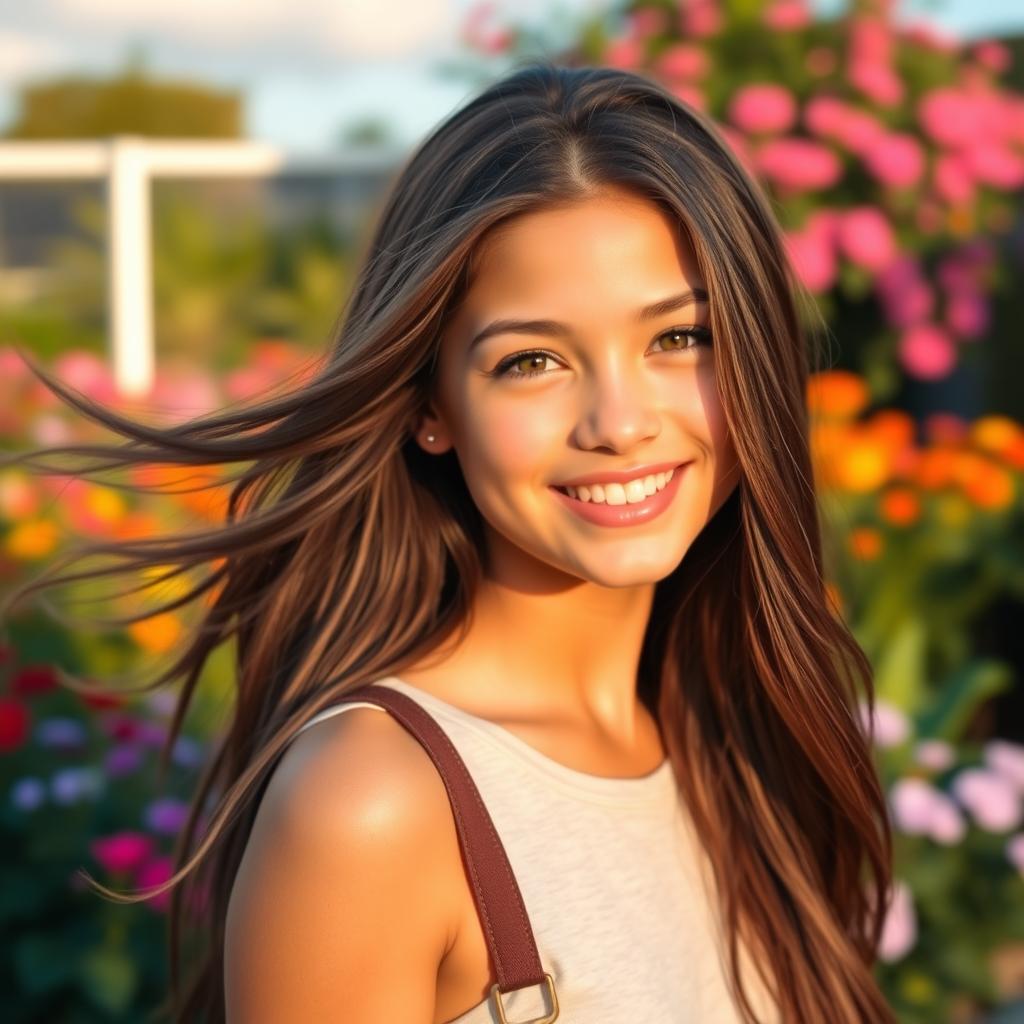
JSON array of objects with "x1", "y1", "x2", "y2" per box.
[
  {"x1": 112, "y1": 511, "x2": 163, "y2": 541},
  {"x1": 849, "y1": 527, "x2": 883, "y2": 560},
  {"x1": 971, "y1": 415, "x2": 1024, "y2": 459},
  {"x1": 914, "y1": 448, "x2": 957, "y2": 490},
  {"x1": 127, "y1": 612, "x2": 183, "y2": 654},
  {"x1": 807, "y1": 371, "x2": 870, "y2": 420},
  {"x1": 0, "y1": 471, "x2": 39, "y2": 519},
  {"x1": 955, "y1": 454, "x2": 1016, "y2": 510},
  {"x1": 866, "y1": 409, "x2": 916, "y2": 449},
  {"x1": 833, "y1": 433, "x2": 893, "y2": 492},
  {"x1": 879, "y1": 487, "x2": 921, "y2": 526},
  {"x1": 4, "y1": 519, "x2": 59, "y2": 559}
]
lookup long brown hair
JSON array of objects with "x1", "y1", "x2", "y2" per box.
[{"x1": 4, "y1": 61, "x2": 894, "y2": 1022}]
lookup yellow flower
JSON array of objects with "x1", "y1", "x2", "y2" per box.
[{"x1": 834, "y1": 435, "x2": 892, "y2": 493}]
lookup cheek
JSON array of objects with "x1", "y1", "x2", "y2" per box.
[{"x1": 460, "y1": 396, "x2": 563, "y2": 483}]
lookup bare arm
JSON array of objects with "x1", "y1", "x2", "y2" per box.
[{"x1": 224, "y1": 707, "x2": 460, "y2": 1023}]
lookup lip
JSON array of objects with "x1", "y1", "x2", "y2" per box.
[
  {"x1": 553, "y1": 460, "x2": 690, "y2": 489},
  {"x1": 548, "y1": 462, "x2": 690, "y2": 528}
]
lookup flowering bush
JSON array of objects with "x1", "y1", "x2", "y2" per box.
[
  {"x1": 0, "y1": 341, "x2": 314, "y2": 1019},
  {"x1": 458, "y1": 0, "x2": 1024, "y2": 394},
  {"x1": 810, "y1": 369, "x2": 1024, "y2": 1018},
  {"x1": 0, "y1": 647, "x2": 206, "y2": 1018}
]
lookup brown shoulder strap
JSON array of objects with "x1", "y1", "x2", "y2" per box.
[{"x1": 335, "y1": 684, "x2": 559, "y2": 1024}]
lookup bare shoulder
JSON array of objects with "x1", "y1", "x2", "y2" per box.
[{"x1": 224, "y1": 704, "x2": 462, "y2": 1023}]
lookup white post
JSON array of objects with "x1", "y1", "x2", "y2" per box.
[{"x1": 106, "y1": 137, "x2": 154, "y2": 398}]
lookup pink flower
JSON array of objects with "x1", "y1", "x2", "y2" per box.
[
  {"x1": 626, "y1": 8, "x2": 667, "y2": 39},
  {"x1": 90, "y1": 831, "x2": 155, "y2": 874},
  {"x1": 863, "y1": 133, "x2": 924, "y2": 188},
  {"x1": 804, "y1": 95, "x2": 847, "y2": 137},
  {"x1": 934, "y1": 153, "x2": 976, "y2": 205},
  {"x1": 919, "y1": 88, "x2": 978, "y2": 147},
  {"x1": 889, "y1": 778, "x2": 966, "y2": 844},
  {"x1": 136, "y1": 855, "x2": 175, "y2": 912},
  {"x1": 763, "y1": 0, "x2": 810, "y2": 30},
  {"x1": 974, "y1": 41, "x2": 1011, "y2": 73},
  {"x1": 836, "y1": 207, "x2": 897, "y2": 273},
  {"x1": 952, "y1": 768, "x2": 1023, "y2": 832},
  {"x1": 850, "y1": 15, "x2": 892, "y2": 63},
  {"x1": 858, "y1": 699, "x2": 909, "y2": 748},
  {"x1": 53, "y1": 351, "x2": 119, "y2": 406},
  {"x1": 945, "y1": 291, "x2": 989, "y2": 340},
  {"x1": 876, "y1": 256, "x2": 932, "y2": 328},
  {"x1": 984, "y1": 740, "x2": 1024, "y2": 792},
  {"x1": 655, "y1": 43, "x2": 708, "y2": 81},
  {"x1": 785, "y1": 227, "x2": 836, "y2": 293},
  {"x1": 914, "y1": 739, "x2": 956, "y2": 772},
  {"x1": 963, "y1": 144, "x2": 1024, "y2": 189},
  {"x1": 878, "y1": 880, "x2": 917, "y2": 962},
  {"x1": 729, "y1": 84, "x2": 797, "y2": 135},
  {"x1": 899, "y1": 324, "x2": 956, "y2": 380},
  {"x1": 603, "y1": 38, "x2": 644, "y2": 71},
  {"x1": 850, "y1": 59, "x2": 904, "y2": 107},
  {"x1": 755, "y1": 138, "x2": 842, "y2": 190},
  {"x1": 681, "y1": 0, "x2": 722, "y2": 38},
  {"x1": 668, "y1": 81, "x2": 707, "y2": 113}
]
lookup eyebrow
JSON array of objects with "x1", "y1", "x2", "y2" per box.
[{"x1": 466, "y1": 288, "x2": 710, "y2": 351}]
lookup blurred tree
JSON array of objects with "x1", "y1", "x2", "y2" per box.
[{"x1": 3, "y1": 52, "x2": 242, "y2": 139}]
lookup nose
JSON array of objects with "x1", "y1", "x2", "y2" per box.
[{"x1": 572, "y1": 358, "x2": 661, "y2": 454}]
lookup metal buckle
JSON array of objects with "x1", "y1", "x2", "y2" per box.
[{"x1": 490, "y1": 972, "x2": 559, "y2": 1023}]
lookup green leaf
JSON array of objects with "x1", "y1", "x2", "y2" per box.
[
  {"x1": 915, "y1": 660, "x2": 1013, "y2": 742},
  {"x1": 78, "y1": 947, "x2": 138, "y2": 1015},
  {"x1": 873, "y1": 615, "x2": 927, "y2": 715}
]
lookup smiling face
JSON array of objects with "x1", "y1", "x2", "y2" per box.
[{"x1": 420, "y1": 186, "x2": 742, "y2": 590}]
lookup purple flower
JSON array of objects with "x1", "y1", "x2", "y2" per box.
[
  {"x1": 144, "y1": 797, "x2": 190, "y2": 836},
  {"x1": 50, "y1": 767, "x2": 102, "y2": 805},
  {"x1": 36, "y1": 717, "x2": 88, "y2": 751},
  {"x1": 984, "y1": 740, "x2": 1024, "y2": 792},
  {"x1": 952, "y1": 768, "x2": 1022, "y2": 832},
  {"x1": 889, "y1": 777, "x2": 965, "y2": 844},
  {"x1": 104, "y1": 743, "x2": 144, "y2": 778},
  {"x1": 171, "y1": 736, "x2": 204, "y2": 769},
  {"x1": 878, "y1": 880, "x2": 916, "y2": 962},
  {"x1": 11, "y1": 776, "x2": 47, "y2": 811}
]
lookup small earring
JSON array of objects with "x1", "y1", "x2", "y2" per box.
[{"x1": 426, "y1": 434, "x2": 436, "y2": 443}]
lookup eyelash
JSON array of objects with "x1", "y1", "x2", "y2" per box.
[{"x1": 490, "y1": 326, "x2": 714, "y2": 381}]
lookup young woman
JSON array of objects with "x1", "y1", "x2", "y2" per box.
[{"x1": 10, "y1": 62, "x2": 894, "y2": 1022}]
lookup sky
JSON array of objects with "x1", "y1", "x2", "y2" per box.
[{"x1": 0, "y1": 0, "x2": 1022, "y2": 152}]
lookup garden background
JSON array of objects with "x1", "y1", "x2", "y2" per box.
[{"x1": 1, "y1": 0, "x2": 1024, "y2": 1021}]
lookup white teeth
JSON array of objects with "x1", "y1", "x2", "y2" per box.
[
  {"x1": 605, "y1": 482, "x2": 628, "y2": 505},
  {"x1": 624, "y1": 479, "x2": 647, "y2": 503},
  {"x1": 562, "y1": 469, "x2": 677, "y2": 505}
]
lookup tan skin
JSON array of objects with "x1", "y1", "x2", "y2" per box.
[{"x1": 224, "y1": 186, "x2": 742, "y2": 1022}]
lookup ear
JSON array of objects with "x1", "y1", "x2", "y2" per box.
[{"x1": 414, "y1": 409, "x2": 453, "y2": 455}]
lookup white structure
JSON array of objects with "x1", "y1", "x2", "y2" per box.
[{"x1": 0, "y1": 139, "x2": 398, "y2": 396}]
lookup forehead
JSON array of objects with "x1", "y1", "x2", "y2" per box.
[{"x1": 462, "y1": 190, "x2": 704, "y2": 312}]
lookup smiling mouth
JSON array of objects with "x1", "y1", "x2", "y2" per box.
[{"x1": 552, "y1": 463, "x2": 686, "y2": 505}]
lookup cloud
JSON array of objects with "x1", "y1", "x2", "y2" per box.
[
  {"x1": 52, "y1": 0, "x2": 456, "y2": 58},
  {"x1": 0, "y1": 30, "x2": 67, "y2": 84}
]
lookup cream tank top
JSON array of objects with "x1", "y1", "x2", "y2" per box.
[{"x1": 298, "y1": 676, "x2": 779, "y2": 1024}]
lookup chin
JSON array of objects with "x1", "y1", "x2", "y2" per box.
[{"x1": 570, "y1": 552, "x2": 688, "y2": 589}]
